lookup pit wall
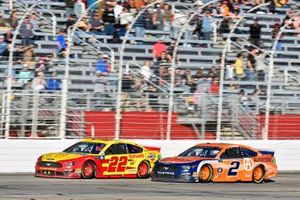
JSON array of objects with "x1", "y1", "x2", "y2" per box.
[{"x1": 0, "y1": 140, "x2": 299, "y2": 173}]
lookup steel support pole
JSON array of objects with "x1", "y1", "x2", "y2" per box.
[
  {"x1": 216, "y1": 3, "x2": 270, "y2": 141},
  {"x1": 5, "y1": 2, "x2": 41, "y2": 139},
  {"x1": 264, "y1": 10, "x2": 300, "y2": 140},
  {"x1": 59, "y1": 0, "x2": 104, "y2": 139},
  {"x1": 116, "y1": 0, "x2": 163, "y2": 139},
  {"x1": 167, "y1": 0, "x2": 220, "y2": 140}
]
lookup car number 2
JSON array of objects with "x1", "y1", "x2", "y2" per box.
[
  {"x1": 107, "y1": 156, "x2": 128, "y2": 172},
  {"x1": 228, "y1": 161, "x2": 240, "y2": 176}
]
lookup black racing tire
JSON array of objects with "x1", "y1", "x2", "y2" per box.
[
  {"x1": 81, "y1": 161, "x2": 96, "y2": 179},
  {"x1": 199, "y1": 164, "x2": 213, "y2": 183},
  {"x1": 252, "y1": 165, "x2": 265, "y2": 184}
]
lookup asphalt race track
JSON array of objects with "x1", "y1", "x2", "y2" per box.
[{"x1": 0, "y1": 173, "x2": 299, "y2": 200}]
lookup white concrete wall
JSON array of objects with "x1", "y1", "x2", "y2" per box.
[{"x1": 0, "y1": 139, "x2": 299, "y2": 173}]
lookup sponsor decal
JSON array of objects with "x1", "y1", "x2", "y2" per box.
[
  {"x1": 254, "y1": 157, "x2": 272, "y2": 162},
  {"x1": 243, "y1": 158, "x2": 254, "y2": 171},
  {"x1": 217, "y1": 167, "x2": 223, "y2": 173},
  {"x1": 99, "y1": 155, "x2": 105, "y2": 160},
  {"x1": 148, "y1": 154, "x2": 155, "y2": 159},
  {"x1": 129, "y1": 154, "x2": 145, "y2": 159},
  {"x1": 157, "y1": 171, "x2": 175, "y2": 175}
]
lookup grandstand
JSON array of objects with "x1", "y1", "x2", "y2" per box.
[{"x1": 0, "y1": 0, "x2": 300, "y2": 140}]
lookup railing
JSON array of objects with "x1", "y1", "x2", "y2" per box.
[
  {"x1": 284, "y1": 66, "x2": 300, "y2": 85},
  {"x1": 14, "y1": 0, "x2": 57, "y2": 36},
  {"x1": 74, "y1": 29, "x2": 116, "y2": 71},
  {"x1": 1, "y1": 90, "x2": 300, "y2": 139}
]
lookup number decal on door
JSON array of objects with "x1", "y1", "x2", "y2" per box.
[
  {"x1": 107, "y1": 156, "x2": 128, "y2": 172},
  {"x1": 228, "y1": 161, "x2": 240, "y2": 176}
]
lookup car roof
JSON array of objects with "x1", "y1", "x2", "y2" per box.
[
  {"x1": 80, "y1": 139, "x2": 141, "y2": 146},
  {"x1": 194, "y1": 143, "x2": 255, "y2": 150}
]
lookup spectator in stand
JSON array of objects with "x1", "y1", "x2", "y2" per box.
[
  {"x1": 140, "y1": 61, "x2": 152, "y2": 82},
  {"x1": 152, "y1": 4, "x2": 163, "y2": 31},
  {"x1": 95, "y1": 54, "x2": 110, "y2": 96},
  {"x1": 66, "y1": 14, "x2": 77, "y2": 29},
  {"x1": 47, "y1": 71, "x2": 61, "y2": 91},
  {"x1": 30, "y1": 13, "x2": 39, "y2": 31},
  {"x1": 102, "y1": 5, "x2": 116, "y2": 35},
  {"x1": 133, "y1": 7, "x2": 147, "y2": 44},
  {"x1": 182, "y1": 69, "x2": 195, "y2": 93},
  {"x1": 249, "y1": 18, "x2": 262, "y2": 48},
  {"x1": 184, "y1": 13, "x2": 197, "y2": 47},
  {"x1": 235, "y1": 53, "x2": 245, "y2": 81},
  {"x1": 77, "y1": 16, "x2": 92, "y2": 32},
  {"x1": 0, "y1": 11, "x2": 9, "y2": 30},
  {"x1": 162, "y1": 3, "x2": 173, "y2": 32},
  {"x1": 119, "y1": 7, "x2": 134, "y2": 36},
  {"x1": 255, "y1": 50, "x2": 267, "y2": 82},
  {"x1": 32, "y1": 71, "x2": 47, "y2": 91},
  {"x1": 156, "y1": 51, "x2": 171, "y2": 67},
  {"x1": 121, "y1": 72, "x2": 134, "y2": 111},
  {"x1": 89, "y1": 14, "x2": 104, "y2": 34},
  {"x1": 65, "y1": 0, "x2": 75, "y2": 17},
  {"x1": 3, "y1": 30, "x2": 13, "y2": 44},
  {"x1": 246, "y1": 47, "x2": 257, "y2": 81},
  {"x1": 239, "y1": 89, "x2": 249, "y2": 104},
  {"x1": 152, "y1": 39, "x2": 166, "y2": 62},
  {"x1": 158, "y1": 66, "x2": 169, "y2": 89},
  {"x1": 74, "y1": 0, "x2": 86, "y2": 19},
  {"x1": 209, "y1": 77, "x2": 219, "y2": 94},
  {"x1": 22, "y1": 45, "x2": 36, "y2": 69},
  {"x1": 8, "y1": 10, "x2": 18, "y2": 30},
  {"x1": 113, "y1": 1, "x2": 124, "y2": 23},
  {"x1": 56, "y1": 29, "x2": 67, "y2": 58},
  {"x1": 220, "y1": 0, "x2": 231, "y2": 17},
  {"x1": 171, "y1": 10, "x2": 186, "y2": 39},
  {"x1": 201, "y1": 11, "x2": 213, "y2": 41},
  {"x1": 19, "y1": 16, "x2": 35, "y2": 46},
  {"x1": 0, "y1": 35, "x2": 8, "y2": 60},
  {"x1": 17, "y1": 64, "x2": 33, "y2": 86},
  {"x1": 218, "y1": 17, "x2": 230, "y2": 36},
  {"x1": 174, "y1": 68, "x2": 183, "y2": 87},
  {"x1": 272, "y1": 22, "x2": 281, "y2": 39}
]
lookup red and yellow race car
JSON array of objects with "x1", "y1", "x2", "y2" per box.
[
  {"x1": 35, "y1": 139, "x2": 160, "y2": 179},
  {"x1": 151, "y1": 143, "x2": 277, "y2": 183}
]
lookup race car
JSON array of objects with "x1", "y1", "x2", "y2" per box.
[
  {"x1": 151, "y1": 143, "x2": 277, "y2": 183},
  {"x1": 35, "y1": 139, "x2": 160, "y2": 179}
]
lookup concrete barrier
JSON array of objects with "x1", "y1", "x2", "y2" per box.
[{"x1": 0, "y1": 139, "x2": 299, "y2": 173}]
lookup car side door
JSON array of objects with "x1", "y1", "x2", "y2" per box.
[
  {"x1": 218, "y1": 147, "x2": 244, "y2": 182},
  {"x1": 102, "y1": 143, "x2": 129, "y2": 176},
  {"x1": 125, "y1": 143, "x2": 145, "y2": 174}
]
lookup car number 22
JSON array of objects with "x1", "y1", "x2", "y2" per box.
[{"x1": 107, "y1": 156, "x2": 128, "y2": 172}]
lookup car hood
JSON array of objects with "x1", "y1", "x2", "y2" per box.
[
  {"x1": 159, "y1": 156, "x2": 211, "y2": 164},
  {"x1": 41, "y1": 152, "x2": 84, "y2": 162}
]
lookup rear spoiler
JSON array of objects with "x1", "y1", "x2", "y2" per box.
[
  {"x1": 144, "y1": 146, "x2": 161, "y2": 153},
  {"x1": 259, "y1": 150, "x2": 275, "y2": 156}
]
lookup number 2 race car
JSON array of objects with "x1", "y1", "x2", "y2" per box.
[
  {"x1": 151, "y1": 143, "x2": 277, "y2": 183},
  {"x1": 35, "y1": 139, "x2": 160, "y2": 179}
]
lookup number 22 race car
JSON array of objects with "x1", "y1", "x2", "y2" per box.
[
  {"x1": 151, "y1": 143, "x2": 277, "y2": 183},
  {"x1": 35, "y1": 139, "x2": 161, "y2": 179}
]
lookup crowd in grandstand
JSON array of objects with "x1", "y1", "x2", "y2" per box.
[{"x1": 0, "y1": 0, "x2": 298, "y2": 108}]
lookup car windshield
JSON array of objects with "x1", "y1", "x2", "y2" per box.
[
  {"x1": 63, "y1": 142, "x2": 106, "y2": 154},
  {"x1": 179, "y1": 146, "x2": 221, "y2": 158}
]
